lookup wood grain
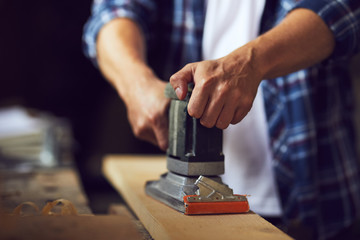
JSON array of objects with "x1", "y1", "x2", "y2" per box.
[{"x1": 103, "y1": 155, "x2": 293, "y2": 240}]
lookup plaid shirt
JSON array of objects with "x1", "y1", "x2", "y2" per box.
[{"x1": 83, "y1": 0, "x2": 360, "y2": 239}]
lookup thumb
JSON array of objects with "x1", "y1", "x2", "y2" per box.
[{"x1": 169, "y1": 63, "x2": 196, "y2": 100}]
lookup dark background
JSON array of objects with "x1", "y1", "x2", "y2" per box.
[{"x1": 0, "y1": 0, "x2": 162, "y2": 213}]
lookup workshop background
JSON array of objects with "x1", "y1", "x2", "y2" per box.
[
  {"x1": 0, "y1": 0, "x2": 359, "y2": 214},
  {"x1": 0, "y1": 0, "x2": 162, "y2": 213}
]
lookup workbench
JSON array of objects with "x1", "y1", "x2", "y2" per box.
[
  {"x1": 0, "y1": 167, "x2": 91, "y2": 214},
  {"x1": 0, "y1": 155, "x2": 293, "y2": 239},
  {"x1": 0, "y1": 165, "x2": 145, "y2": 240}
]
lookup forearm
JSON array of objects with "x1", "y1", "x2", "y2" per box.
[
  {"x1": 97, "y1": 18, "x2": 156, "y2": 103},
  {"x1": 96, "y1": 18, "x2": 169, "y2": 150},
  {"x1": 229, "y1": 8, "x2": 335, "y2": 80}
]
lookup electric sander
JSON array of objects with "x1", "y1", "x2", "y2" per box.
[{"x1": 145, "y1": 83, "x2": 249, "y2": 215}]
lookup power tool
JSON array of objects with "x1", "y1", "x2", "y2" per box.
[{"x1": 145, "y1": 83, "x2": 249, "y2": 215}]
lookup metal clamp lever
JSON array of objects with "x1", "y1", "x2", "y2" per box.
[{"x1": 186, "y1": 176, "x2": 247, "y2": 203}]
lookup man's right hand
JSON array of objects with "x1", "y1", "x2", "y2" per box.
[{"x1": 97, "y1": 18, "x2": 169, "y2": 151}]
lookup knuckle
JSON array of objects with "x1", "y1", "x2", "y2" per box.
[
  {"x1": 184, "y1": 63, "x2": 192, "y2": 69},
  {"x1": 187, "y1": 105, "x2": 199, "y2": 118},
  {"x1": 217, "y1": 85, "x2": 229, "y2": 99},
  {"x1": 188, "y1": 108, "x2": 196, "y2": 118},
  {"x1": 129, "y1": 116, "x2": 145, "y2": 138},
  {"x1": 200, "y1": 118, "x2": 214, "y2": 128},
  {"x1": 182, "y1": 63, "x2": 193, "y2": 73},
  {"x1": 133, "y1": 124, "x2": 144, "y2": 138},
  {"x1": 133, "y1": 115, "x2": 157, "y2": 139},
  {"x1": 148, "y1": 111, "x2": 162, "y2": 127},
  {"x1": 169, "y1": 74, "x2": 177, "y2": 84},
  {"x1": 147, "y1": 112, "x2": 156, "y2": 125},
  {"x1": 196, "y1": 73, "x2": 215, "y2": 92},
  {"x1": 200, "y1": 76, "x2": 215, "y2": 90}
]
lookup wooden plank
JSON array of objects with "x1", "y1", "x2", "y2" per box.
[
  {"x1": 103, "y1": 155, "x2": 293, "y2": 240},
  {"x1": 0, "y1": 215, "x2": 143, "y2": 240}
]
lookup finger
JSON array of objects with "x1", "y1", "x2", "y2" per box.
[
  {"x1": 231, "y1": 109, "x2": 247, "y2": 125},
  {"x1": 153, "y1": 117, "x2": 169, "y2": 151},
  {"x1": 130, "y1": 116, "x2": 158, "y2": 146},
  {"x1": 199, "y1": 95, "x2": 225, "y2": 128},
  {"x1": 187, "y1": 84, "x2": 210, "y2": 119},
  {"x1": 216, "y1": 103, "x2": 235, "y2": 129},
  {"x1": 170, "y1": 63, "x2": 196, "y2": 100},
  {"x1": 136, "y1": 127, "x2": 158, "y2": 146}
]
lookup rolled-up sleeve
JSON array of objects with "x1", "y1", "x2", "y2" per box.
[
  {"x1": 82, "y1": 0, "x2": 157, "y2": 66},
  {"x1": 293, "y1": 0, "x2": 360, "y2": 60}
]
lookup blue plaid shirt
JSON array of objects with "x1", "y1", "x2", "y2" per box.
[{"x1": 83, "y1": 0, "x2": 360, "y2": 239}]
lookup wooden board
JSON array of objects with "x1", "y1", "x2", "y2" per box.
[{"x1": 103, "y1": 155, "x2": 293, "y2": 240}]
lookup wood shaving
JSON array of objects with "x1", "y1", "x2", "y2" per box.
[
  {"x1": 12, "y1": 199, "x2": 79, "y2": 216},
  {"x1": 12, "y1": 201, "x2": 40, "y2": 216}
]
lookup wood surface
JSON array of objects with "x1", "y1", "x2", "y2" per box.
[
  {"x1": 0, "y1": 215, "x2": 143, "y2": 240},
  {"x1": 103, "y1": 155, "x2": 293, "y2": 240},
  {"x1": 109, "y1": 204, "x2": 152, "y2": 240},
  {"x1": 0, "y1": 166, "x2": 150, "y2": 240},
  {"x1": 0, "y1": 167, "x2": 91, "y2": 214}
]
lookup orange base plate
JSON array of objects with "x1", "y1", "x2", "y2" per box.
[{"x1": 183, "y1": 195, "x2": 250, "y2": 215}]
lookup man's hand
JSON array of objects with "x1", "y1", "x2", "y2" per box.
[
  {"x1": 170, "y1": 47, "x2": 262, "y2": 129},
  {"x1": 170, "y1": 8, "x2": 335, "y2": 129}
]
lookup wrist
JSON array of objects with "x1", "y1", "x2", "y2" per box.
[
  {"x1": 113, "y1": 63, "x2": 159, "y2": 102},
  {"x1": 247, "y1": 35, "x2": 277, "y2": 80},
  {"x1": 223, "y1": 40, "x2": 268, "y2": 86}
]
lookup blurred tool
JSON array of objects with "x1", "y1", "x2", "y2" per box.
[{"x1": 0, "y1": 106, "x2": 73, "y2": 171}]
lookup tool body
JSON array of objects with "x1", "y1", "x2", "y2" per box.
[{"x1": 145, "y1": 83, "x2": 249, "y2": 214}]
